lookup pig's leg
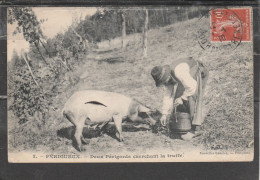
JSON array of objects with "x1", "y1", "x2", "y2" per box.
[
  {"x1": 81, "y1": 137, "x2": 89, "y2": 145},
  {"x1": 74, "y1": 116, "x2": 86, "y2": 151},
  {"x1": 98, "y1": 120, "x2": 110, "y2": 130},
  {"x1": 113, "y1": 114, "x2": 124, "y2": 142},
  {"x1": 64, "y1": 111, "x2": 86, "y2": 150}
]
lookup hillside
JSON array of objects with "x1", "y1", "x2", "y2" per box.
[{"x1": 8, "y1": 17, "x2": 254, "y2": 157}]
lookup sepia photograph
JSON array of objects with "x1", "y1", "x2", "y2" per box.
[{"x1": 7, "y1": 6, "x2": 254, "y2": 162}]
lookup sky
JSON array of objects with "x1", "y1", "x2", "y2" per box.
[{"x1": 7, "y1": 7, "x2": 97, "y2": 61}]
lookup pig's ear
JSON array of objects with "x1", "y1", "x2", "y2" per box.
[{"x1": 138, "y1": 105, "x2": 151, "y2": 113}]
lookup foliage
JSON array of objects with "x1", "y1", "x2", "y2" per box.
[
  {"x1": 8, "y1": 7, "x2": 45, "y2": 44},
  {"x1": 8, "y1": 9, "x2": 254, "y2": 154},
  {"x1": 9, "y1": 67, "x2": 50, "y2": 124},
  {"x1": 8, "y1": 7, "x2": 209, "y2": 125},
  {"x1": 71, "y1": 7, "x2": 208, "y2": 44},
  {"x1": 8, "y1": 7, "x2": 86, "y2": 126}
]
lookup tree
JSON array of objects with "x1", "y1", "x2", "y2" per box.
[
  {"x1": 21, "y1": 51, "x2": 40, "y2": 88},
  {"x1": 8, "y1": 7, "x2": 49, "y2": 66},
  {"x1": 143, "y1": 8, "x2": 149, "y2": 58},
  {"x1": 102, "y1": 10, "x2": 119, "y2": 45},
  {"x1": 121, "y1": 11, "x2": 126, "y2": 48}
]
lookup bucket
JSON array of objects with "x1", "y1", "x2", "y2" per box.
[{"x1": 170, "y1": 108, "x2": 191, "y2": 133}]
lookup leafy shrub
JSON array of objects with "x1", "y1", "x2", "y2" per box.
[{"x1": 9, "y1": 67, "x2": 50, "y2": 124}]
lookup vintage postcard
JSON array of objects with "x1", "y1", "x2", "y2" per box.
[{"x1": 7, "y1": 6, "x2": 254, "y2": 163}]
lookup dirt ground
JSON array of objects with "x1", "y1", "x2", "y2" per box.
[{"x1": 8, "y1": 18, "x2": 254, "y2": 157}]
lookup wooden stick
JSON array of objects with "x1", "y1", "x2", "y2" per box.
[
  {"x1": 34, "y1": 42, "x2": 49, "y2": 66},
  {"x1": 71, "y1": 27, "x2": 86, "y2": 49},
  {"x1": 39, "y1": 39, "x2": 71, "y2": 71},
  {"x1": 21, "y1": 52, "x2": 40, "y2": 88}
]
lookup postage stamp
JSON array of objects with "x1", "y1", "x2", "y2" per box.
[
  {"x1": 211, "y1": 8, "x2": 251, "y2": 42},
  {"x1": 7, "y1": 6, "x2": 254, "y2": 163},
  {"x1": 196, "y1": 7, "x2": 252, "y2": 51}
]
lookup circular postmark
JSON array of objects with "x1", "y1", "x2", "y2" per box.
[{"x1": 196, "y1": 8, "x2": 243, "y2": 51}]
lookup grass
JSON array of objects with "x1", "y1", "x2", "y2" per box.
[{"x1": 8, "y1": 17, "x2": 254, "y2": 155}]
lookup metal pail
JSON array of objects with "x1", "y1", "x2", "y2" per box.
[{"x1": 170, "y1": 111, "x2": 191, "y2": 133}]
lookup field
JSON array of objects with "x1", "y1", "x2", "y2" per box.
[{"x1": 8, "y1": 18, "x2": 254, "y2": 159}]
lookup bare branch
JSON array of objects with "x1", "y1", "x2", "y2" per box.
[{"x1": 21, "y1": 52, "x2": 41, "y2": 88}]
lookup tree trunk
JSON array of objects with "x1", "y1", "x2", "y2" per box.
[
  {"x1": 72, "y1": 27, "x2": 86, "y2": 49},
  {"x1": 165, "y1": 8, "x2": 168, "y2": 25},
  {"x1": 184, "y1": 7, "x2": 189, "y2": 21},
  {"x1": 39, "y1": 39, "x2": 71, "y2": 71},
  {"x1": 161, "y1": 9, "x2": 165, "y2": 25},
  {"x1": 34, "y1": 42, "x2": 48, "y2": 66},
  {"x1": 21, "y1": 52, "x2": 40, "y2": 88},
  {"x1": 143, "y1": 9, "x2": 148, "y2": 58},
  {"x1": 121, "y1": 12, "x2": 126, "y2": 49},
  {"x1": 39, "y1": 39, "x2": 53, "y2": 59}
]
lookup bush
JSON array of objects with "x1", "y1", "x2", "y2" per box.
[{"x1": 9, "y1": 67, "x2": 50, "y2": 124}]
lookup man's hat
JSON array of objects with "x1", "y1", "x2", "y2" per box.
[{"x1": 151, "y1": 65, "x2": 171, "y2": 87}]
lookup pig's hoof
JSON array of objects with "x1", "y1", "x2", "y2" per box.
[
  {"x1": 120, "y1": 136, "x2": 124, "y2": 142},
  {"x1": 81, "y1": 137, "x2": 89, "y2": 145},
  {"x1": 77, "y1": 145, "x2": 86, "y2": 152},
  {"x1": 116, "y1": 133, "x2": 124, "y2": 142},
  {"x1": 77, "y1": 146, "x2": 82, "y2": 152}
]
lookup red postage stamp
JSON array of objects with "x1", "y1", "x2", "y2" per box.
[{"x1": 211, "y1": 8, "x2": 251, "y2": 42}]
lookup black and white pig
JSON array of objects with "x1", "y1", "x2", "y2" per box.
[{"x1": 63, "y1": 90, "x2": 158, "y2": 151}]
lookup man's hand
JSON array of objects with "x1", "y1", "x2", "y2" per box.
[
  {"x1": 174, "y1": 97, "x2": 183, "y2": 106},
  {"x1": 160, "y1": 114, "x2": 167, "y2": 126}
]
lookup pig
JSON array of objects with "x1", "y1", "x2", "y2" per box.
[{"x1": 63, "y1": 90, "x2": 158, "y2": 151}]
